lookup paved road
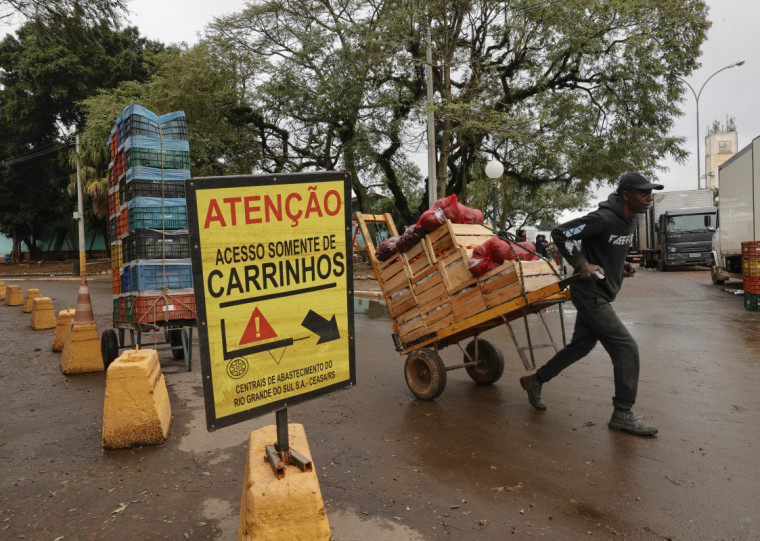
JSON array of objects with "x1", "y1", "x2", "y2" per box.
[{"x1": 0, "y1": 267, "x2": 758, "y2": 539}]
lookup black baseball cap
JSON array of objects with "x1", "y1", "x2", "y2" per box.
[{"x1": 616, "y1": 172, "x2": 663, "y2": 193}]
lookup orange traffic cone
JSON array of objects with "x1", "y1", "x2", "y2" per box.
[
  {"x1": 72, "y1": 276, "x2": 95, "y2": 325},
  {"x1": 60, "y1": 277, "x2": 103, "y2": 374}
]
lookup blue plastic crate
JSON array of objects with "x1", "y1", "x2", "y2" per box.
[
  {"x1": 128, "y1": 259, "x2": 193, "y2": 291},
  {"x1": 121, "y1": 265, "x2": 132, "y2": 293},
  {"x1": 128, "y1": 197, "x2": 187, "y2": 230}
]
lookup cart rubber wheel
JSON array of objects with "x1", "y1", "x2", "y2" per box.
[
  {"x1": 101, "y1": 329, "x2": 119, "y2": 369},
  {"x1": 169, "y1": 329, "x2": 187, "y2": 360},
  {"x1": 404, "y1": 348, "x2": 446, "y2": 400},
  {"x1": 464, "y1": 338, "x2": 505, "y2": 385}
]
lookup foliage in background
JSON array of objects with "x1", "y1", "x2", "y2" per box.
[
  {"x1": 0, "y1": 18, "x2": 163, "y2": 260},
  {"x1": 207, "y1": 0, "x2": 709, "y2": 228},
  {"x1": 0, "y1": 0, "x2": 127, "y2": 43},
  {"x1": 1, "y1": 0, "x2": 712, "y2": 257}
]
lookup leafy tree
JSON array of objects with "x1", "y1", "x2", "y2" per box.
[
  {"x1": 1, "y1": 0, "x2": 127, "y2": 44},
  {"x1": 0, "y1": 19, "x2": 163, "y2": 260},
  {"x1": 207, "y1": 0, "x2": 709, "y2": 228},
  {"x1": 209, "y1": 0, "x2": 429, "y2": 224}
]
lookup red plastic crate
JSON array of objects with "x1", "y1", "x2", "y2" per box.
[
  {"x1": 111, "y1": 267, "x2": 121, "y2": 294},
  {"x1": 119, "y1": 295, "x2": 127, "y2": 320},
  {"x1": 741, "y1": 241, "x2": 760, "y2": 258},
  {"x1": 113, "y1": 151, "x2": 125, "y2": 179},
  {"x1": 108, "y1": 190, "x2": 120, "y2": 217},
  {"x1": 743, "y1": 275, "x2": 760, "y2": 294},
  {"x1": 117, "y1": 207, "x2": 128, "y2": 236},
  {"x1": 110, "y1": 133, "x2": 119, "y2": 158},
  {"x1": 131, "y1": 291, "x2": 196, "y2": 323}
]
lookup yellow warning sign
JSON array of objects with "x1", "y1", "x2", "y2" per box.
[{"x1": 185, "y1": 172, "x2": 355, "y2": 430}]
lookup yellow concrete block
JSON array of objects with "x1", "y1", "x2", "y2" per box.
[
  {"x1": 102, "y1": 348, "x2": 171, "y2": 449},
  {"x1": 23, "y1": 288, "x2": 42, "y2": 313},
  {"x1": 0, "y1": 281, "x2": 6, "y2": 301},
  {"x1": 60, "y1": 323, "x2": 104, "y2": 374},
  {"x1": 52, "y1": 308, "x2": 76, "y2": 351},
  {"x1": 31, "y1": 296, "x2": 56, "y2": 330},
  {"x1": 5, "y1": 284, "x2": 23, "y2": 306},
  {"x1": 238, "y1": 424, "x2": 331, "y2": 541}
]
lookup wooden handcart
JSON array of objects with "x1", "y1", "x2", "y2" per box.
[{"x1": 355, "y1": 212, "x2": 572, "y2": 400}]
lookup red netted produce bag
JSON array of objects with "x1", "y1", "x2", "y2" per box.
[
  {"x1": 468, "y1": 257, "x2": 501, "y2": 276},
  {"x1": 468, "y1": 236, "x2": 538, "y2": 275},
  {"x1": 416, "y1": 194, "x2": 484, "y2": 232},
  {"x1": 396, "y1": 224, "x2": 426, "y2": 252},
  {"x1": 375, "y1": 225, "x2": 427, "y2": 261},
  {"x1": 458, "y1": 204, "x2": 483, "y2": 225},
  {"x1": 375, "y1": 236, "x2": 400, "y2": 261},
  {"x1": 417, "y1": 208, "x2": 447, "y2": 232},
  {"x1": 488, "y1": 238, "x2": 538, "y2": 262}
]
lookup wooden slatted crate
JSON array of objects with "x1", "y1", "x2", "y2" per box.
[{"x1": 356, "y1": 212, "x2": 566, "y2": 347}]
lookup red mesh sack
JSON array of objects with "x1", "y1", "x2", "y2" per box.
[
  {"x1": 431, "y1": 194, "x2": 466, "y2": 223},
  {"x1": 489, "y1": 238, "x2": 538, "y2": 262},
  {"x1": 472, "y1": 237, "x2": 539, "y2": 265},
  {"x1": 468, "y1": 257, "x2": 500, "y2": 276},
  {"x1": 417, "y1": 208, "x2": 447, "y2": 232},
  {"x1": 396, "y1": 225, "x2": 426, "y2": 252},
  {"x1": 375, "y1": 236, "x2": 400, "y2": 261},
  {"x1": 459, "y1": 205, "x2": 483, "y2": 224}
]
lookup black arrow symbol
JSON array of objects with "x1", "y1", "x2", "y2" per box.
[{"x1": 301, "y1": 310, "x2": 340, "y2": 344}]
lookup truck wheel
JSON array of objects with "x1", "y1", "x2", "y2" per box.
[
  {"x1": 404, "y1": 348, "x2": 446, "y2": 400},
  {"x1": 101, "y1": 329, "x2": 119, "y2": 369},
  {"x1": 711, "y1": 264, "x2": 726, "y2": 285},
  {"x1": 464, "y1": 338, "x2": 504, "y2": 384}
]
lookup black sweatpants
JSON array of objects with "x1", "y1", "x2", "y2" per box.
[{"x1": 535, "y1": 285, "x2": 639, "y2": 410}]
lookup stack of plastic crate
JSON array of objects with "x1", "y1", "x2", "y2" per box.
[
  {"x1": 107, "y1": 104, "x2": 195, "y2": 324},
  {"x1": 742, "y1": 241, "x2": 760, "y2": 311}
]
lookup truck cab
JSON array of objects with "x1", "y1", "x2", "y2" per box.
[{"x1": 655, "y1": 206, "x2": 716, "y2": 269}]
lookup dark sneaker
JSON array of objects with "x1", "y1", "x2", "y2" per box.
[
  {"x1": 520, "y1": 374, "x2": 546, "y2": 410},
  {"x1": 608, "y1": 409, "x2": 658, "y2": 436}
]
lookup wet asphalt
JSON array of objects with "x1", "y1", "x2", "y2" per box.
[{"x1": 0, "y1": 266, "x2": 758, "y2": 540}]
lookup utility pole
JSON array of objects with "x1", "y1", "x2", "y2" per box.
[
  {"x1": 75, "y1": 134, "x2": 86, "y2": 276},
  {"x1": 426, "y1": 26, "x2": 437, "y2": 208}
]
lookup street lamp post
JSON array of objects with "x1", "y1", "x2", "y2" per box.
[
  {"x1": 485, "y1": 160, "x2": 504, "y2": 226},
  {"x1": 679, "y1": 59, "x2": 745, "y2": 189}
]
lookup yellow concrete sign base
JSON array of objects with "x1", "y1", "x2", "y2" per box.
[
  {"x1": 102, "y1": 348, "x2": 172, "y2": 449},
  {"x1": 0, "y1": 282, "x2": 6, "y2": 301},
  {"x1": 31, "y1": 297, "x2": 56, "y2": 330},
  {"x1": 23, "y1": 288, "x2": 42, "y2": 313},
  {"x1": 5, "y1": 285, "x2": 23, "y2": 306},
  {"x1": 238, "y1": 423, "x2": 331, "y2": 541},
  {"x1": 60, "y1": 324, "x2": 104, "y2": 374},
  {"x1": 52, "y1": 308, "x2": 75, "y2": 351}
]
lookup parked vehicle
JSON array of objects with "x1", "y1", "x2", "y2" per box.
[
  {"x1": 711, "y1": 135, "x2": 760, "y2": 284},
  {"x1": 635, "y1": 189, "x2": 716, "y2": 270}
]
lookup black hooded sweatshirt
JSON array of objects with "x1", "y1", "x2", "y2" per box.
[{"x1": 550, "y1": 193, "x2": 634, "y2": 302}]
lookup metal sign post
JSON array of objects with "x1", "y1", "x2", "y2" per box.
[{"x1": 264, "y1": 407, "x2": 312, "y2": 478}]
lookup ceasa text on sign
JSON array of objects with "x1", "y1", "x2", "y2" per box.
[{"x1": 185, "y1": 172, "x2": 355, "y2": 430}]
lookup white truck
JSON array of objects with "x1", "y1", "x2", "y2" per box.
[
  {"x1": 636, "y1": 189, "x2": 716, "y2": 270},
  {"x1": 711, "y1": 135, "x2": 760, "y2": 284}
]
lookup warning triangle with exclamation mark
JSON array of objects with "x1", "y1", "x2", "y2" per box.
[{"x1": 239, "y1": 307, "x2": 278, "y2": 345}]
